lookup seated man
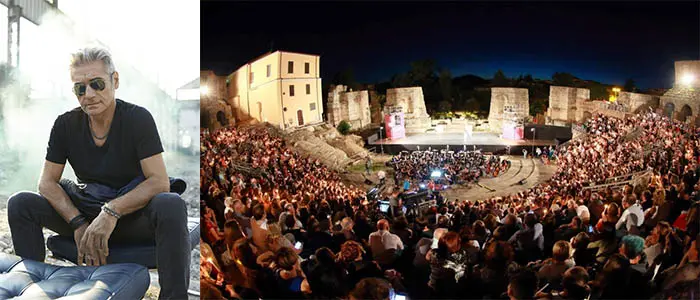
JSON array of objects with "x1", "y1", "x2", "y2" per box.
[
  {"x1": 369, "y1": 219, "x2": 404, "y2": 263},
  {"x1": 7, "y1": 47, "x2": 189, "y2": 299}
]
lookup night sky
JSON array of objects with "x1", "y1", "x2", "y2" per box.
[{"x1": 201, "y1": 1, "x2": 700, "y2": 89}]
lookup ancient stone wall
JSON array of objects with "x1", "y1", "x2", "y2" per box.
[
  {"x1": 201, "y1": 98, "x2": 234, "y2": 131},
  {"x1": 617, "y1": 91, "x2": 660, "y2": 114},
  {"x1": 369, "y1": 90, "x2": 383, "y2": 124},
  {"x1": 385, "y1": 87, "x2": 431, "y2": 134},
  {"x1": 326, "y1": 85, "x2": 371, "y2": 130},
  {"x1": 674, "y1": 61, "x2": 700, "y2": 88},
  {"x1": 661, "y1": 60, "x2": 700, "y2": 125},
  {"x1": 547, "y1": 86, "x2": 589, "y2": 126},
  {"x1": 488, "y1": 88, "x2": 529, "y2": 131}
]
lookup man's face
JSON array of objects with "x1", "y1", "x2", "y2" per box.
[{"x1": 70, "y1": 61, "x2": 119, "y2": 116}]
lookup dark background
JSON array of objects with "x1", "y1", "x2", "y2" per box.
[{"x1": 201, "y1": 1, "x2": 700, "y2": 115}]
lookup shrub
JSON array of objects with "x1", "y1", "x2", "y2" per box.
[{"x1": 337, "y1": 120, "x2": 352, "y2": 135}]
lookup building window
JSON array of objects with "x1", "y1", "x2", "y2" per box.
[
  {"x1": 267, "y1": 65, "x2": 271, "y2": 77},
  {"x1": 306, "y1": 84, "x2": 311, "y2": 94},
  {"x1": 310, "y1": 102, "x2": 316, "y2": 111},
  {"x1": 250, "y1": 72, "x2": 254, "y2": 84},
  {"x1": 288, "y1": 61, "x2": 294, "y2": 73},
  {"x1": 305, "y1": 62, "x2": 310, "y2": 74},
  {"x1": 289, "y1": 85, "x2": 295, "y2": 96}
]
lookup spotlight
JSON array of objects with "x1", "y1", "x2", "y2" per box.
[
  {"x1": 431, "y1": 170, "x2": 442, "y2": 178},
  {"x1": 419, "y1": 183, "x2": 427, "y2": 189},
  {"x1": 200, "y1": 85, "x2": 209, "y2": 95},
  {"x1": 681, "y1": 74, "x2": 695, "y2": 85}
]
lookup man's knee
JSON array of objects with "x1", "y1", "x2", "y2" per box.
[
  {"x1": 150, "y1": 192, "x2": 187, "y2": 222},
  {"x1": 7, "y1": 191, "x2": 43, "y2": 216}
]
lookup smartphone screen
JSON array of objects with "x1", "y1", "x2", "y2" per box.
[{"x1": 294, "y1": 241, "x2": 303, "y2": 250}]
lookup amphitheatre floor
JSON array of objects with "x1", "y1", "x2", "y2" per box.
[
  {"x1": 343, "y1": 155, "x2": 557, "y2": 203},
  {"x1": 441, "y1": 156, "x2": 557, "y2": 202}
]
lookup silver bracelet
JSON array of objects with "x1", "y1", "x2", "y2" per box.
[{"x1": 102, "y1": 203, "x2": 122, "y2": 219}]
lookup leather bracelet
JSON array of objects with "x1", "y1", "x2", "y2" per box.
[
  {"x1": 69, "y1": 214, "x2": 88, "y2": 230},
  {"x1": 102, "y1": 203, "x2": 122, "y2": 219}
]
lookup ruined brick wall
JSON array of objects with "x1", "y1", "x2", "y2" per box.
[
  {"x1": 369, "y1": 90, "x2": 383, "y2": 124},
  {"x1": 674, "y1": 61, "x2": 700, "y2": 88},
  {"x1": 488, "y1": 88, "x2": 529, "y2": 131},
  {"x1": 327, "y1": 85, "x2": 346, "y2": 127},
  {"x1": 385, "y1": 87, "x2": 431, "y2": 134},
  {"x1": 326, "y1": 85, "x2": 371, "y2": 129},
  {"x1": 547, "y1": 86, "x2": 589, "y2": 126},
  {"x1": 617, "y1": 91, "x2": 659, "y2": 114}
]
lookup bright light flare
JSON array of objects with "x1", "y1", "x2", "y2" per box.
[
  {"x1": 200, "y1": 85, "x2": 209, "y2": 96},
  {"x1": 681, "y1": 74, "x2": 695, "y2": 85}
]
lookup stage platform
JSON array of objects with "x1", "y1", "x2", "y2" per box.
[{"x1": 368, "y1": 132, "x2": 558, "y2": 155}]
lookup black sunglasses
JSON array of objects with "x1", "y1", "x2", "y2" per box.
[{"x1": 72, "y1": 76, "x2": 109, "y2": 97}]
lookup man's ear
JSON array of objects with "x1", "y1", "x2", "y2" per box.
[{"x1": 112, "y1": 71, "x2": 120, "y2": 89}]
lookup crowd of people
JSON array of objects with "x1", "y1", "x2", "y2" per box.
[
  {"x1": 387, "y1": 150, "x2": 511, "y2": 185},
  {"x1": 200, "y1": 109, "x2": 699, "y2": 299}
]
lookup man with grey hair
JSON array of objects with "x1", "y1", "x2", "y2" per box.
[{"x1": 7, "y1": 47, "x2": 189, "y2": 299}]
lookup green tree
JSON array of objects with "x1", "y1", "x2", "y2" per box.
[
  {"x1": 439, "y1": 69, "x2": 453, "y2": 104},
  {"x1": 409, "y1": 59, "x2": 437, "y2": 84},
  {"x1": 552, "y1": 72, "x2": 575, "y2": 86},
  {"x1": 624, "y1": 78, "x2": 636, "y2": 92},
  {"x1": 337, "y1": 120, "x2": 352, "y2": 135},
  {"x1": 589, "y1": 84, "x2": 609, "y2": 100},
  {"x1": 332, "y1": 68, "x2": 360, "y2": 90},
  {"x1": 438, "y1": 100, "x2": 452, "y2": 112},
  {"x1": 530, "y1": 98, "x2": 547, "y2": 116},
  {"x1": 492, "y1": 69, "x2": 509, "y2": 87},
  {"x1": 465, "y1": 98, "x2": 480, "y2": 112},
  {"x1": 391, "y1": 72, "x2": 411, "y2": 88}
]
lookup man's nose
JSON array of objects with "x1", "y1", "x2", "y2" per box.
[{"x1": 84, "y1": 84, "x2": 98, "y2": 97}]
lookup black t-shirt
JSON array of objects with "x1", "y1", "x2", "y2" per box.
[{"x1": 46, "y1": 99, "x2": 163, "y2": 189}]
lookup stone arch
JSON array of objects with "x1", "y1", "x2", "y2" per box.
[
  {"x1": 664, "y1": 102, "x2": 675, "y2": 120},
  {"x1": 216, "y1": 111, "x2": 228, "y2": 127},
  {"x1": 583, "y1": 111, "x2": 593, "y2": 121},
  {"x1": 679, "y1": 104, "x2": 692, "y2": 122}
]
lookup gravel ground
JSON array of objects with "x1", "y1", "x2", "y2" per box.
[{"x1": 0, "y1": 149, "x2": 200, "y2": 299}]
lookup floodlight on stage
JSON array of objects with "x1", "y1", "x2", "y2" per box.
[
  {"x1": 682, "y1": 73, "x2": 695, "y2": 85},
  {"x1": 431, "y1": 170, "x2": 442, "y2": 178}
]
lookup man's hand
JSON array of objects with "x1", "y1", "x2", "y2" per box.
[
  {"x1": 78, "y1": 212, "x2": 117, "y2": 266},
  {"x1": 74, "y1": 223, "x2": 89, "y2": 264}
]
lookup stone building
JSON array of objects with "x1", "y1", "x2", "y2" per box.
[
  {"x1": 385, "y1": 87, "x2": 432, "y2": 134},
  {"x1": 616, "y1": 92, "x2": 660, "y2": 114},
  {"x1": 200, "y1": 70, "x2": 234, "y2": 131},
  {"x1": 488, "y1": 88, "x2": 529, "y2": 131},
  {"x1": 660, "y1": 61, "x2": 700, "y2": 125},
  {"x1": 369, "y1": 90, "x2": 384, "y2": 124},
  {"x1": 546, "y1": 86, "x2": 659, "y2": 126},
  {"x1": 326, "y1": 85, "x2": 371, "y2": 129},
  {"x1": 227, "y1": 50, "x2": 323, "y2": 129},
  {"x1": 547, "y1": 86, "x2": 590, "y2": 126}
]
